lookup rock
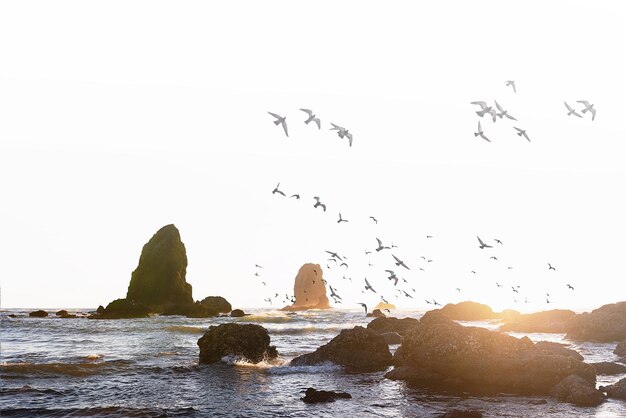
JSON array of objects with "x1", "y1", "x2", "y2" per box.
[
  {"x1": 550, "y1": 375, "x2": 605, "y2": 406},
  {"x1": 56, "y1": 310, "x2": 68, "y2": 316},
  {"x1": 126, "y1": 224, "x2": 193, "y2": 309},
  {"x1": 384, "y1": 365, "x2": 445, "y2": 384},
  {"x1": 380, "y1": 332, "x2": 403, "y2": 345},
  {"x1": 367, "y1": 317, "x2": 420, "y2": 336},
  {"x1": 565, "y1": 302, "x2": 626, "y2": 342},
  {"x1": 197, "y1": 323, "x2": 278, "y2": 364},
  {"x1": 199, "y1": 296, "x2": 232, "y2": 314},
  {"x1": 28, "y1": 310, "x2": 48, "y2": 317},
  {"x1": 230, "y1": 309, "x2": 246, "y2": 317},
  {"x1": 434, "y1": 301, "x2": 499, "y2": 321},
  {"x1": 367, "y1": 309, "x2": 385, "y2": 318},
  {"x1": 614, "y1": 341, "x2": 626, "y2": 356},
  {"x1": 95, "y1": 298, "x2": 151, "y2": 319},
  {"x1": 282, "y1": 263, "x2": 330, "y2": 310},
  {"x1": 591, "y1": 362, "x2": 626, "y2": 375},
  {"x1": 96, "y1": 305, "x2": 105, "y2": 314},
  {"x1": 291, "y1": 326, "x2": 392, "y2": 372},
  {"x1": 601, "y1": 377, "x2": 626, "y2": 400},
  {"x1": 389, "y1": 312, "x2": 597, "y2": 397},
  {"x1": 535, "y1": 341, "x2": 583, "y2": 361},
  {"x1": 439, "y1": 410, "x2": 483, "y2": 418},
  {"x1": 374, "y1": 302, "x2": 396, "y2": 311},
  {"x1": 8, "y1": 314, "x2": 17, "y2": 318},
  {"x1": 300, "y1": 388, "x2": 351, "y2": 403},
  {"x1": 499, "y1": 309, "x2": 576, "y2": 333}
]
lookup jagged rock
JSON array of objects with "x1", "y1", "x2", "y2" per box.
[
  {"x1": 126, "y1": 224, "x2": 193, "y2": 309},
  {"x1": 600, "y1": 377, "x2": 626, "y2": 400},
  {"x1": 389, "y1": 312, "x2": 597, "y2": 398},
  {"x1": 591, "y1": 362, "x2": 626, "y2": 375},
  {"x1": 95, "y1": 298, "x2": 151, "y2": 319},
  {"x1": 291, "y1": 326, "x2": 392, "y2": 372},
  {"x1": 197, "y1": 323, "x2": 278, "y2": 364},
  {"x1": 550, "y1": 375, "x2": 605, "y2": 406},
  {"x1": 367, "y1": 309, "x2": 385, "y2": 318},
  {"x1": 96, "y1": 305, "x2": 105, "y2": 314},
  {"x1": 367, "y1": 317, "x2": 420, "y2": 336},
  {"x1": 282, "y1": 263, "x2": 330, "y2": 310},
  {"x1": 230, "y1": 309, "x2": 246, "y2": 317},
  {"x1": 199, "y1": 296, "x2": 232, "y2": 313},
  {"x1": 535, "y1": 341, "x2": 583, "y2": 361},
  {"x1": 499, "y1": 310, "x2": 576, "y2": 333},
  {"x1": 565, "y1": 302, "x2": 626, "y2": 342},
  {"x1": 439, "y1": 410, "x2": 483, "y2": 418},
  {"x1": 380, "y1": 332, "x2": 403, "y2": 345},
  {"x1": 28, "y1": 310, "x2": 48, "y2": 317},
  {"x1": 300, "y1": 388, "x2": 351, "y2": 403},
  {"x1": 614, "y1": 341, "x2": 626, "y2": 356},
  {"x1": 434, "y1": 301, "x2": 499, "y2": 321}
]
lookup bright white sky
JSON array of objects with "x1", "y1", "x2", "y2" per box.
[{"x1": 1, "y1": 1, "x2": 625, "y2": 313}]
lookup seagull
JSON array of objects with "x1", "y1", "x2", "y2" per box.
[
  {"x1": 391, "y1": 243, "x2": 398, "y2": 249},
  {"x1": 514, "y1": 127, "x2": 531, "y2": 142},
  {"x1": 325, "y1": 251, "x2": 343, "y2": 260},
  {"x1": 364, "y1": 277, "x2": 377, "y2": 293},
  {"x1": 375, "y1": 238, "x2": 390, "y2": 252},
  {"x1": 490, "y1": 256, "x2": 498, "y2": 260},
  {"x1": 402, "y1": 290, "x2": 413, "y2": 299},
  {"x1": 313, "y1": 196, "x2": 327, "y2": 212},
  {"x1": 494, "y1": 239, "x2": 503, "y2": 245},
  {"x1": 426, "y1": 235, "x2": 433, "y2": 239},
  {"x1": 300, "y1": 109, "x2": 321, "y2": 129},
  {"x1": 329, "y1": 286, "x2": 342, "y2": 300},
  {"x1": 433, "y1": 299, "x2": 441, "y2": 306},
  {"x1": 254, "y1": 272, "x2": 260, "y2": 277},
  {"x1": 340, "y1": 262, "x2": 349, "y2": 268},
  {"x1": 364, "y1": 250, "x2": 372, "y2": 255},
  {"x1": 264, "y1": 297, "x2": 272, "y2": 304},
  {"x1": 392, "y1": 254, "x2": 410, "y2": 270},
  {"x1": 272, "y1": 182, "x2": 286, "y2": 196},
  {"x1": 456, "y1": 288, "x2": 461, "y2": 292},
  {"x1": 577, "y1": 101, "x2": 596, "y2": 121},
  {"x1": 512, "y1": 287, "x2": 519, "y2": 293},
  {"x1": 337, "y1": 213, "x2": 349, "y2": 223},
  {"x1": 496, "y1": 282, "x2": 503, "y2": 288},
  {"x1": 255, "y1": 264, "x2": 263, "y2": 268},
  {"x1": 548, "y1": 263, "x2": 556, "y2": 271},
  {"x1": 477, "y1": 236, "x2": 493, "y2": 249},
  {"x1": 471, "y1": 270, "x2": 476, "y2": 274},
  {"x1": 470, "y1": 101, "x2": 497, "y2": 122},
  {"x1": 268, "y1": 112, "x2": 288, "y2": 137},
  {"x1": 546, "y1": 297, "x2": 551, "y2": 304},
  {"x1": 358, "y1": 303, "x2": 368, "y2": 314},
  {"x1": 342, "y1": 275, "x2": 352, "y2": 282},
  {"x1": 495, "y1": 101, "x2": 517, "y2": 120},
  {"x1": 385, "y1": 270, "x2": 399, "y2": 286},
  {"x1": 330, "y1": 123, "x2": 354, "y2": 147},
  {"x1": 370, "y1": 216, "x2": 378, "y2": 224},
  {"x1": 567, "y1": 284, "x2": 575, "y2": 290},
  {"x1": 290, "y1": 194, "x2": 300, "y2": 199},
  {"x1": 474, "y1": 121, "x2": 490, "y2": 142},
  {"x1": 505, "y1": 80, "x2": 516, "y2": 93},
  {"x1": 564, "y1": 101, "x2": 583, "y2": 118}
]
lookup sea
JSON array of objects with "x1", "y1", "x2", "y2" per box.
[{"x1": 1, "y1": 309, "x2": 625, "y2": 417}]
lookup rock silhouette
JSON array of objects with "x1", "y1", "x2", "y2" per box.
[
  {"x1": 282, "y1": 263, "x2": 330, "y2": 310},
  {"x1": 197, "y1": 323, "x2": 278, "y2": 364},
  {"x1": 565, "y1": 302, "x2": 626, "y2": 342},
  {"x1": 29, "y1": 310, "x2": 48, "y2": 317},
  {"x1": 300, "y1": 388, "x2": 352, "y2": 403},
  {"x1": 500, "y1": 309, "x2": 576, "y2": 333},
  {"x1": 200, "y1": 296, "x2": 232, "y2": 313}
]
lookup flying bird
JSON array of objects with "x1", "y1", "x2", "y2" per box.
[
  {"x1": 505, "y1": 80, "x2": 516, "y2": 93},
  {"x1": 494, "y1": 239, "x2": 503, "y2": 245},
  {"x1": 548, "y1": 263, "x2": 556, "y2": 271},
  {"x1": 514, "y1": 127, "x2": 531, "y2": 142},
  {"x1": 392, "y1": 254, "x2": 410, "y2": 270},
  {"x1": 564, "y1": 101, "x2": 583, "y2": 118},
  {"x1": 375, "y1": 238, "x2": 390, "y2": 252},
  {"x1": 512, "y1": 287, "x2": 519, "y2": 293},
  {"x1": 358, "y1": 303, "x2": 368, "y2": 314},
  {"x1": 255, "y1": 264, "x2": 263, "y2": 268},
  {"x1": 432, "y1": 299, "x2": 441, "y2": 306},
  {"x1": 474, "y1": 121, "x2": 490, "y2": 142},
  {"x1": 495, "y1": 101, "x2": 517, "y2": 120},
  {"x1": 268, "y1": 112, "x2": 288, "y2": 137},
  {"x1": 490, "y1": 256, "x2": 498, "y2": 260},
  {"x1": 329, "y1": 286, "x2": 342, "y2": 300},
  {"x1": 290, "y1": 194, "x2": 300, "y2": 199},
  {"x1": 337, "y1": 213, "x2": 349, "y2": 223},
  {"x1": 272, "y1": 182, "x2": 286, "y2": 196},
  {"x1": 313, "y1": 196, "x2": 327, "y2": 212},
  {"x1": 477, "y1": 236, "x2": 493, "y2": 249},
  {"x1": 365, "y1": 250, "x2": 372, "y2": 255},
  {"x1": 577, "y1": 100, "x2": 596, "y2": 121},
  {"x1": 496, "y1": 282, "x2": 503, "y2": 288},
  {"x1": 364, "y1": 277, "x2": 377, "y2": 293},
  {"x1": 425, "y1": 299, "x2": 432, "y2": 305},
  {"x1": 566, "y1": 284, "x2": 574, "y2": 290},
  {"x1": 370, "y1": 216, "x2": 378, "y2": 224},
  {"x1": 470, "y1": 101, "x2": 497, "y2": 122},
  {"x1": 402, "y1": 290, "x2": 413, "y2": 299},
  {"x1": 264, "y1": 297, "x2": 272, "y2": 304},
  {"x1": 330, "y1": 123, "x2": 354, "y2": 147},
  {"x1": 385, "y1": 270, "x2": 399, "y2": 286},
  {"x1": 300, "y1": 108, "x2": 321, "y2": 129},
  {"x1": 325, "y1": 250, "x2": 343, "y2": 260}
]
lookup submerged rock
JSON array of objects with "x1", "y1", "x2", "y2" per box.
[
  {"x1": 565, "y1": 302, "x2": 626, "y2": 342},
  {"x1": 291, "y1": 326, "x2": 392, "y2": 372},
  {"x1": 367, "y1": 316, "x2": 420, "y2": 336},
  {"x1": 28, "y1": 310, "x2": 48, "y2": 317},
  {"x1": 197, "y1": 323, "x2": 278, "y2": 364},
  {"x1": 282, "y1": 263, "x2": 330, "y2": 311},
  {"x1": 601, "y1": 377, "x2": 626, "y2": 400},
  {"x1": 199, "y1": 296, "x2": 232, "y2": 313},
  {"x1": 300, "y1": 388, "x2": 351, "y2": 403},
  {"x1": 230, "y1": 309, "x2": 246, "y2": 317},
  {"x1": 591, "y1": 362, "x2": 626, "y2": 375},
  {"x1": 499, "y1": 309, "x2": 576, "y2": 333},
  {"x1": 550, "y1": 375, "x2": 605, "y2": 406}
]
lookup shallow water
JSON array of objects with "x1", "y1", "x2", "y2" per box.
[{"x1": 1, "y1": 309, "x2": 625, "y2": 417}]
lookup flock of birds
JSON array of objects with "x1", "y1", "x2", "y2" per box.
[
  {"x1": 472, "y1": 80, "x2": 596, "y2": 143},
  {"x1": 257, "y1": 80, "x2": 589, "y2": 313}
]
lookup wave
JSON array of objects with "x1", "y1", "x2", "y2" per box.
[
  {"x1": 219, "y1": 355, "x2": 286, "y2": 369},
  {"x1": 164, "y1": 325, "x2": 205, "y2": 334},
  {"x1": 218, "y1": 356, "x2": 341, "y2": 375},
  {"x1": 267, "y1": 326, "x2": 342, "y2": 335},
  {"x1": 0, "y1": 360, "x2": 133, "y2": 378},
  {"x1": 85, "y1": 354, "x2": 103, "y2": 360},
  {"x1": 1, "y1": 385, "x2": 66, "y2": 396},
  {"x1": 0, "y1": 406, "x2": 196, "y2": 417}
]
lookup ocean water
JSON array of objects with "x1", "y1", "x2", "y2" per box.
[{"x1": 1, "y1": 309, "x2": 625, "y2": 417}]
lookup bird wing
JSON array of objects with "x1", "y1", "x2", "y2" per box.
[
  {"x1": 513, "y1": 127, "x2": 523, "y2": 133},
  {"x1": 471, "y1": 101, "x2": 488, "y2": 110},
  {"x1": 477, "y1": 236, "x2": 485, "y2": 246},
  {"x1": 577, "y1": 100, "x2": 591, "y2": 107},
  {"x1": 495, "y1": 101, "x2": 504, "y2": 112},
  {"x1": 480, "y1": 133, "x2": 491, "y2": 142},
  {"x1": 268, "y1": 112, "x2": 282, "y2": 119},
  {"x1": 320, "y1": 203, "x2": 326, "y2": 212},
  {"x1": 281, "y1": 120, "x2": 288, "y2": 137},
  {"x1": 522, "y1": 132, "x2": 530, "y2": 141},
  {"x1": 477, "y1": 121, "x2": 482, "y2": 131},
  {"x1": 392, "y1": 254, "x2": 401, "y2": 263},
  {"x1": 300, "y1": 108, "x2": 314, "y2": 117},
  {"x1": 330, "y1": 123, "x2": 343, "y2": 131},
  {"x1": 376, "y1": 238, "x2": 383, "y2": 247},
  {"x1": 505, "y1": 113, "x2": 517, "y2": 121},
  {"x1": 346, "y1": 132, "x2": 353, "y2": 146},
  {"x1": 313, "y1": 118, "x2": 321, "y2": 129},
  {"x1": 590, "y1": 108, "x2": 596, "y2": 120},
  {"x1": 564, "y1": 101, "x2": 574, "y2": 112}
]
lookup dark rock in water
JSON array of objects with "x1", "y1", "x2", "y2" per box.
[
  {"x1": 550, "y1": 375, "x2": 605, "y2": 406},
  {"x1": 565, "y1": 301, "x2": 626, "y2": 342},
  {"x1": 300, "y1": 388, "x2": 351, "y2": 403},
  {"x1": 389, "y1": 312, "x2": 597, "y2": 400},
  {"x1": 380, "y1": 332, "x2": 403, "y2": 345},
  {"x1": 614, "y1": 341, "x2": 626, "y2": 356},
  {"x1": 591, "y1": 361, "x2": 626, "y2": 375},
  {"x1": 96, "y1": 298, "x2": 151, "y2": 319},
  {"x1": 600, "y1": 377, "x2": 626, "y2": 400},
  {"x1": 439, "y1": 409, "x2": 483, "y2": 418},
  {"x1": 126, "y1": 224, "x2": 193, "y2": 309},
  {"x1": 8, "y1": 314, "x2": 17, "y2": 318},
  {"x1": 499, "y1": 309, "x2": 576, "y2": 333},
  {"x1": 367, "y1": 316, "x2": 420, "y2": 336},
  {"x1": 384, "y1": 365, "x2": 445, "y2": 384},
  {"x1": 162, "y1": 302, "x2": 218, "y2": 318},
  {"x1": 535, "y1": 341, "x2": 583, "y2": 361},
  {"x1": 291, "y1": 326, "x2": 392, "y2": 372},
  {"x1": 366, "y1": 309, "x2": 385, "y2": 318},
  {"x1": 199, "y1": 296, "x2": 232, "y2": 314},
  {"x1": 434, "y1": 301, "x2": 499, "y2": 321},
  {"x1": 56, "y1": 310, "x2": 68, "y2": 316},
  {"x1": 230, "y1": 309, "x2": 246, "y2": 317},
  {"x1": 29, "y1": 310, "x2": 48, "y2": 317},
  {"x1": 197, "y1": 323, "x2": 278, "y2": 364},
  {"x1": 96, "y1": 305, "x2": 105, "y2": 314}
]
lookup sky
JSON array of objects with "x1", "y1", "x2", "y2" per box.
[{"x1": 1, "y1": 1, "x2": 625, "y2": 313}]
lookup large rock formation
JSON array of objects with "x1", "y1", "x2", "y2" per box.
[
  {"x1": 291, "y1": 326, "x2": 392, "y2": 372},
  {"x1": 282, "y1": 263, "x2": 330, "y2": 311},
  {"x1": 97, "y1": 298, "x2": 151, "y2": 319},
  {"x1": 126, "y1": 224, "x2": 193, "y2": 309},
  {"x1": 374, "y1": 301, "x2": 396, "y2": 311},
  {"x1": 434, "y1": 301, "x2": 500, "y2": 321},
  {"x1": 199, "y1": 296, "x2": 232, "y2": 313},
  {"x1": 564, "y1": 302, "x2": 626, "y2": 342},
  {"x1": 386, "y1": 312, "x2": 602, "y2": 405},
  {"x1": 197, "y1": 323, "x2": 278, "y2": 364},
  {"x1": 499, "y1": 309, "x2": 576, "y2": 333}
]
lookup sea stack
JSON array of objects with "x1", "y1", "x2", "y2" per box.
[{"x1": 282, "y1": 263, "x2": 330, "y2": 311}]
